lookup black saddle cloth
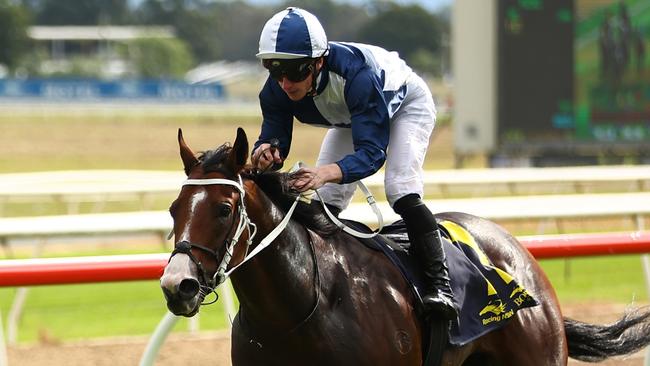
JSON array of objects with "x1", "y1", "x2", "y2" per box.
[{"x1": 343, "y1": 219, "x2": 538, "y2": 346}]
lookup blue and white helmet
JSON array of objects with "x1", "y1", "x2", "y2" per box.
[{"x1": 257, "y1": 7, "x2": 329, "y2": 59}]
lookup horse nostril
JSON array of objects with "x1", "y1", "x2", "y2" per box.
[{"x1": 178, "y1": 278, "x2": 200, "y2": 300}]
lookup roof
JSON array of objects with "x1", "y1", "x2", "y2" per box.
[{"x1": 28, "y1": 26, "x2": 175, "y2": 41}]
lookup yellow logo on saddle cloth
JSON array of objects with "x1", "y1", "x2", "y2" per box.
[
  {"x1": 439, "y1": 220, "x2": 535, "y2": 326},
  {"x1": 479, "y1": 299, "x2": 507, "y2": 316}
]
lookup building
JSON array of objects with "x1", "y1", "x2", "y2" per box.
[{"x1": 27, "y1": 25, "x2": 175, "y2": 77}]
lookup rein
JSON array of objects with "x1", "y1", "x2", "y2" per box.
[
  {"x1": 314, "y1": 181, "x2": 383, "y2": 238},
  {"x1": 290, "y1": 161, "x2": 384, "y2": 238},
  {"x1": 169, "y1": 166, "x2": 383, "y2": 300}
]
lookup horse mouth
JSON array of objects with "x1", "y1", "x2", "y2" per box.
[
  {"x1": 171, "y1": 305, "x2": 200, "y2": 318},
  {"x1": 161, "y1": 285, "x2": 203, "y2": 317},
  {"x1": 164, "y1": 295, "x2": 202, "y2": 317},
  {"x1": 160, "y1": 254, "x2": 206, "y2": 317}
]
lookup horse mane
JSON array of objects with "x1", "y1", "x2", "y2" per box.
[
  {"x1": 198, "y1": 144, "x2": 238, "y2": 178},
  {"x1": 198, "y1": 145, "x2": 340, "y2": 237}
]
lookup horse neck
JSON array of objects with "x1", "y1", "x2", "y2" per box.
[{"x1": 232, "y1": 184, "x2": 317, "y2": 330}]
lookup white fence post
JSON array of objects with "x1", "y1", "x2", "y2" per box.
[
  {"x1": 220, "y1": 279, "x2": 237, "y2": 326},
  {"x1": 139, "y1": 282, "x2": 237, "y2": 365},
  {"x1": 7, "y1": 288, "x2": 28, "y2": 344},
  {"x1": 188, "y1": 314, "x2": 200, "y2": 333},
  {"x1": 0, "y1": 309, "x2": 8, "y2": 366},
  {"x1": 635, "y1": 214, "x2": 650, "y2": 366},
  {"x1": 138, "y1": 311, "x2": 179, "y2": 366}
]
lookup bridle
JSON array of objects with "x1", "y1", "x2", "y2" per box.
[
  {"x1": 169, "y1": 176, "x2": 256, "y2": 299},
  {"x1": 168, "y1": 174, "x2": 302, "y2": 300}
]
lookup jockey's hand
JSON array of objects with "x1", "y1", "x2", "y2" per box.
[
  {"x1": 289, "y1": 164, "x2": 343, "y2": 192},
  {"x1": 252, "y1": 142, "x2": 283, "y2": 170}
]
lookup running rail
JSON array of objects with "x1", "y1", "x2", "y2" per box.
[
  {"x1": 0, "y1": 253, "x2": 168, "y2": 287},
  {"x1": 1, "y1": 232, "x2": 650, "y2": 286}
]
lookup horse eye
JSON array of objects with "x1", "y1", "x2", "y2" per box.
[{"x1": 216, "y1": 203, "x2": 232, "y2": 218}]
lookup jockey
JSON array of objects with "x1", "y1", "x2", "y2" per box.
[{"x1": 251, "y1": 7, "x2": 457, "y2": 320}]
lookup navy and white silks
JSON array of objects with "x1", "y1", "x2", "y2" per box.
[{"x1": 255, "y1": 41, "x2": 437, "y2": 209}]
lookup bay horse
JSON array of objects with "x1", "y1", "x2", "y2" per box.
[{"x1": 160, "y1": 127, "x2": 650, "y2": 365}]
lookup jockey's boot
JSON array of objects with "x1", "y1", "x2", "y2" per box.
[
  {"x1": 394, "y1": 194, "x2": 458, "y2": 321},
  {"x1": 416, "y1": 229, "x2": 458, "y2": 321}
]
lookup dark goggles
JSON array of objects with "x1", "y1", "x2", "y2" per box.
[{"x1": 262, "y1": 58, "x2": 315, "y2": 82}]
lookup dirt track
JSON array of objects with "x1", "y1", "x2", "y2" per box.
[
  {"x1": 7, "y1": 332, "x2": 644, "y2": 366},
  {"x1": 7, "y1": 331, "x2": 233, "y2": 366},
  {"x1": 7, "y1": 302, "x2": 648, "y2": 366},
  {"x1": 7, "y1": 334, "x2": 645, "y2": 366}
]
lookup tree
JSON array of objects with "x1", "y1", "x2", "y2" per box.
[
  {"x1": 30, "y1": 0, "x2": 131, "y2": 25},
  {"x1": 105, "y1": 0, "x2": 372, "y2": 64},
  {"x1": 129, "y1": 37, "x2": 194, "y2": 78},
  {"x1": 281, "y1": 0, "x2": 370, "y2": 43},
  {"x1": 356, "y1": 4, "x2": 446, "y2": 74},
  {"x1": 134, "y1": 0, "x2": 220, "y2": 63},
  {"x1": 174, "y1": 9, "x2": 220, "y2": 62},
  {"x1": 0, "y1": 1, "x2": 31, "y2": 72},
  {"x1": 212, "y1": 2, "x2": 275, "y2": 61}
]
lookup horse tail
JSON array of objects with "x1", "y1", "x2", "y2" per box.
[{"x1": 564, "y1": 307, "x2": 650, "y2": 362}]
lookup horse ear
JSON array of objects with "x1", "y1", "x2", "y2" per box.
[
  {"x1": 178, "y1": 128, "x2": 199, "y2": 175},
  {"x1": 229, "y1": 127, "x2": 249, "y2": 172}
]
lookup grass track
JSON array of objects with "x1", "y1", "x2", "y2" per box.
[{"x1": 0, "y1": 281, "x2": 230, "y2": 343}]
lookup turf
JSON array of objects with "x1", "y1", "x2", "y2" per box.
[
  {"x1": 0, "y1": 281, "x2": 231, "y2": 343},
  {"x1": 539, "y1": 255, "x2": 648, "y2": 304}
]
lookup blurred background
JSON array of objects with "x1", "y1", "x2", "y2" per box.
[{"x1": 0, "y1": 0, "x2": 648, "y2": 365}]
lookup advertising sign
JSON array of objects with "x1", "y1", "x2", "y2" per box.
[{"x1": 0, "y1": 79, "x2": 225, "y2": 101}]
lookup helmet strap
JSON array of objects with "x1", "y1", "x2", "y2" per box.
[{"x1": 306, "y1": 58, "x2": 323, "y2": 97}]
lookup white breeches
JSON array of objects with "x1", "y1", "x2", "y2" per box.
[{"x1": 315, "y1": 75, "x2": 436, "y2": 209}]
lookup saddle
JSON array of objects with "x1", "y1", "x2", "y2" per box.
[{"x1": 345, "y1": 219, "x2": 538, "y2": 346}]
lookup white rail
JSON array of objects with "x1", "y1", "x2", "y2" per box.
[
  {"x1": 1, "y1": 165, "x2": 648, "y2": 213},
  {"x1": 1, "y1": 192, "x2": 648, "y2": 248}
]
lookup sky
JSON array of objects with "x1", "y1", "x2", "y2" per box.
[{"x1": 244, "y1": 0, "x2": 454, "y2": 13}]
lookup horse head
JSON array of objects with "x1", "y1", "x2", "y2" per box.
[{"x1": 160, "y1": 127, "x2": 251, "y2": 316}]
